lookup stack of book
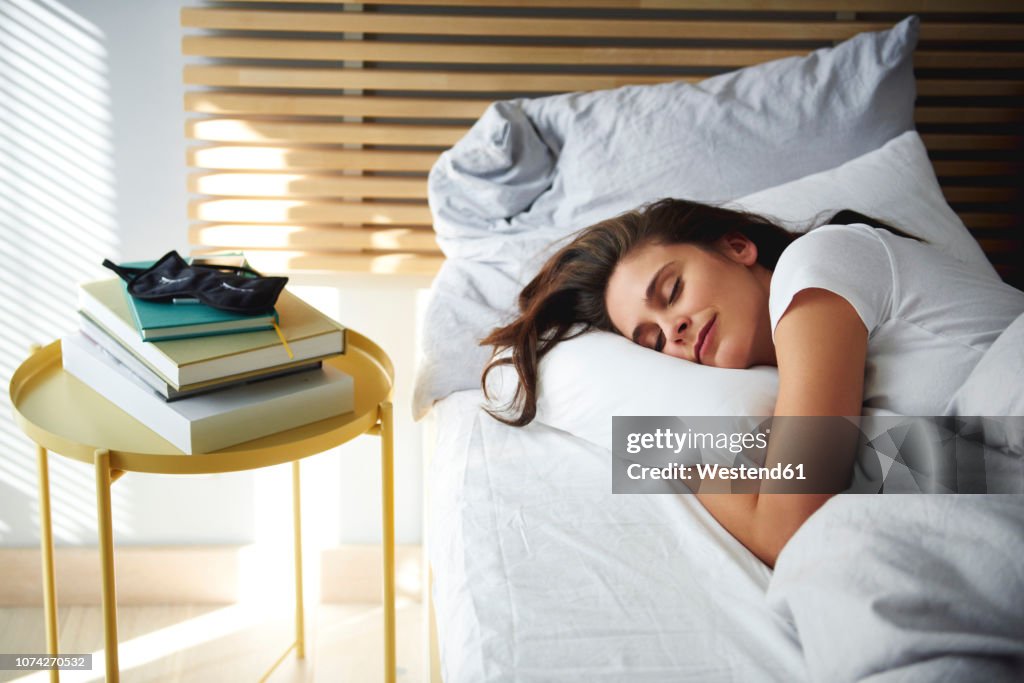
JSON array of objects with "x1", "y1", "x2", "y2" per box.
[{"x1": 62, "y1": 271, "x2": 353, "y2": 454}]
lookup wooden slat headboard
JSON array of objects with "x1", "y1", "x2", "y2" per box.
[{"x1": 181, "y1": 1, "x2": 1024, "y2": 287}]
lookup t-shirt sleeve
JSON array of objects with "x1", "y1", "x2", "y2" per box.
[{"x1": 769, "y1": 224, "x2": 895, "y2": 339}]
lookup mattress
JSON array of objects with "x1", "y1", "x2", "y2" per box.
[{"x1": 427, "y1": 389, "x2": 806, "y2": 683}]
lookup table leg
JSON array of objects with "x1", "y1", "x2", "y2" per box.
[
  {"x1": 37, "y1": 445, "x2": 60, "y2": 683},
  {"x1": 292, "y1": 460, "x2": 305, "y2": 659},
  {"x1": 94, "y1": 449, "x2": 119, "y2": 682},
  {"x1": 380, "y1": 401, "x2": 396, "y2": 683}
]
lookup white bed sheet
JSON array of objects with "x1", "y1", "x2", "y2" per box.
[{"x1": 428, "y1": 389, "x2": 806, "y2": 683}]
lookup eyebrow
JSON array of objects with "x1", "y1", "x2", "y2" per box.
[{"x1": 630, "y1": 261, "x2": 675, "y2": 343}]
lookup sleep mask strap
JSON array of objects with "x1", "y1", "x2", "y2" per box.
[
  {"x1": 102, "y1": 252, "x2": 265, "y2": 283},
  {"x1": 101, "y1": 258, "x2": 147, "y2": 281}
]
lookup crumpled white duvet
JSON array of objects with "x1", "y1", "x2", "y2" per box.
[
  {"x1": 763, "y1": 315, "x2": 1021, "y2": 681},
  {"x1": 768, "y1": 495, "x2": 1024, "y2": 682},
  {"x1": 429, "y1": 314, "x2": 1024, "y2": 681},
  {"x1": 430, "y1": 388, "x2": 1024, "y2": 683},
  {"x1": 429, "y1": 390, "x2": 807, "y2": 683}
]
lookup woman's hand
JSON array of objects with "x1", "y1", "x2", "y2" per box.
[{"x1": 693, "y1": 287, "x2": 868, "y2": 567}]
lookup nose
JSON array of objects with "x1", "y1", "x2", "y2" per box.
[{"x1": 659, "y1": 313, "x2": 690, "y2": 348}]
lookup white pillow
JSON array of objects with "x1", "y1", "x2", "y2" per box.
[
  {"x1": 728, "y1": 130, "x2": 997, "y2": 279},
  {"x1": 944, "y1": 312, "x2": 1024, "y2": 451},
  {"x1": 493, "y1": 130, "x2": 995, "y2": 450}
]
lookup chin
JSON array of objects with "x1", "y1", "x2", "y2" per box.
[{"x1": 711, "y1": 345, "x2": 749, "y2": 370}]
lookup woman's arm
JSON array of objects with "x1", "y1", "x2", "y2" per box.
[{"x1": 693, "y1": 288, "x2": 868, "y2": 567}]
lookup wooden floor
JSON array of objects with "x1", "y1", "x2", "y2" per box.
[{"x1": 0, "y1": 601, "x2": 425, "y2": 682}]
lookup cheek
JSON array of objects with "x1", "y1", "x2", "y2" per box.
[
  {"x1": 718, "y1": 307, "x2": 757, "y2": 368},
  {"x1": 710, "y1": 330, "x2": 738, "y2": 368}
]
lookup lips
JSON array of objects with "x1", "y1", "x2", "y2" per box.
[{"x1": 694, "y1": 315, "x2": 716, "y2": 365}]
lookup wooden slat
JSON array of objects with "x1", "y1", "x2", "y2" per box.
[
  {"x1": 917, "y1": 80, "x2": 1024, "y2": 97},
  {"x1": 921, "y1": 133, "x2": 1022, "y2": 151},
  {"x1": 183, "y1": 65, "x2": 688, "y2": 92},
  {"x1": 186, "y1": 96, "x2": 1024, "y2": 130},
  {"x1": 189, "y1": 198, "x2": 433, "y2": 225},
  {"x1": 204, "y1": 248, "x2": 444, "y2": 276},
  {"x1": 207, "y1": 0, "x2": 1023, "y2": 12},
  {"x1": 190, "y1": 223, "x2": 440, "y2": 251},
  {"x1": 960, "y1": 213, "x2": 1018, "y2": 230},
  {"x1": 932, "y1": 160, "x2": 1024, "y2": 177},
  {"x1": 915, "y1": 52, "x2": 1024, "y2": 70},
  {"x1": 184, "y1": 37, "x2": 807, "y2": 67},
  {"x1": 180, "y1": 10, "x2": 1021, "y2": 42},
  {"x1": 184, "y1": 37, "x2": 1024, "y2": 70},
  {"x1": 189, "y1": 172, "x2": 428, "y2": 199},
  {"x1": 976, "y1": 238, "x2": 1024, "y2": 255},
  {"x1": 942, "y1": 186, "x2": 1019, "y2": 203},
  {"x1": 185, "y1": 92, "x2": 490, "y2": 119},
  {"x1": 186, "y1": 119, "x2": 466, "y2": 146},
  {"x1": 188, "y1": 146, "x2": 439, "y2": 172},
  {"x1": 182, "y1": 8, "x2": 884, "y2": 38},
  {"x1": 185, "y1": 67, "x2": 1023, "y2": 98},
  {"x1": 916, "y1": 108, "x2": 1024, "y2": 125}
]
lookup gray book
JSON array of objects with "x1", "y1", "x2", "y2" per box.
[{"x1": 79, "y1": 314, "x2": 323, "y2": 401}]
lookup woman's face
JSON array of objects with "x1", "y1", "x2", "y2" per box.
[{"x1": 604, "y1": 235, "x2": 776, "y2": 368}]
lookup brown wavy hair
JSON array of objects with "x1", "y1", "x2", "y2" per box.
[
  {"x1": 479, "y1": 198, "x2": 904, "y2": 427},
  {"x1": 479, "y1": 194, "x2": 798, "y2": 428}
]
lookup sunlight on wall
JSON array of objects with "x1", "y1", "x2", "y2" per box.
[
  {"x1": 0, "y1": 0, "x2": 122, "y2": 546},
  {"x1": 237, "y1": 286, "x2": 345, "y2": 607}
]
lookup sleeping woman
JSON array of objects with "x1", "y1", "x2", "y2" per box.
[{"x1": 480, "y1": 198, "x2": 1024, "y2": 567}]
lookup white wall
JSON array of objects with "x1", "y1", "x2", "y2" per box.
[{"x1": 0, "y1": 0, "x2": 430, "y2": 549}]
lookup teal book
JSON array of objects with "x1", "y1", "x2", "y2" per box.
[{"x1": 120, "y1": 258, "x2": 278, "y2": 341}]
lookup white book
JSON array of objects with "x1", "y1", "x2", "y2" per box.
[{"x1": 62, "y1": 332, "x2": 354, "y2": 454}]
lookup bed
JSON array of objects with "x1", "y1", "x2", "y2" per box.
[
  {"x1": 176, "y1": 3, "x2": 1023, "y2": 679},
  {"x1": 405, "y1": 5, "x2": 1024, "y2": 682}
]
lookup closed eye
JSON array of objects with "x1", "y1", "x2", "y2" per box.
[
  {"x1": 668, "y1": 277, "x2": 681, "y2": 304},
  {"x1": 653, "y1": 278, "x2": 681, "y2": 352},
  {"x1": 632, "y1": 272, "x2": 680, "y2": 352},
  {"x1": 645, "y1": 278, "x2": 681, "y2": 352},
  {"x1": 637, "y1": 325, "x2": 665, "y2": 352}
]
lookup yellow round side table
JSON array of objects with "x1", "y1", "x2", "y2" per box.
[{"x1": 8, "y1": 330, "x2": 397, "y2": 683}]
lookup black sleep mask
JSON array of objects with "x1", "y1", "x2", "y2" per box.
[{"x1": 102, "y1": 251, "x2": 288, "y2": 315}]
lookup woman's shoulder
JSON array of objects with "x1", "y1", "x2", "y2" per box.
[
  {"x1": 788, "y1": 221, "x2": 993, "y2": 283},
  {"x1": 775, "y1": 223, "x2": 892, "y2": 276},
  {"x1": 787, "y1": 222, "x2": 888, "y2": 249},
  {"x1": 770, "y1": 223, "x2": 896, "y2": 336}
]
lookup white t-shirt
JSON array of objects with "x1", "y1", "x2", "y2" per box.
[{"x1": 768, "y1": 224, "x2": 1024, "y2": 416}]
